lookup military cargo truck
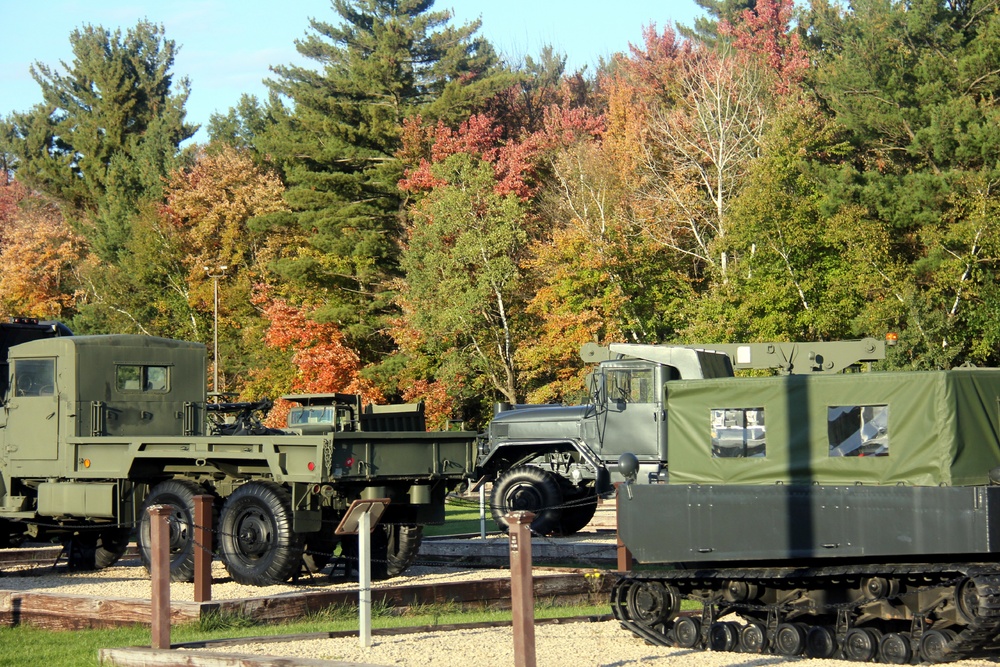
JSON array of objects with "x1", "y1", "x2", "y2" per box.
[
  {"x1": 0, "y1": 334, "x2": 477, "y2": 585},
  {"x1": 610, "y1": 360, "x2": 1000, "y2": 663},
  {"x1": 477, "y1": 339, "x2": 885, "y2": 535}
]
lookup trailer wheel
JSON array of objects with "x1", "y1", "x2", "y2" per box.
[
  {"x1": 339, "y1": 524, "x2": 424, "y2": 580},
  {"x1": 218, "y1": 481, "x2": 303, "y2": 586},
  {"x1": 138, "y1": 479, "x2": 207, "y2": 582},
  {"x1": 490, "y1": 466, "x2": 564, "y2": 535},
  {"x1": 385, "y1": 524, "x2": 423, "y2": 577}
]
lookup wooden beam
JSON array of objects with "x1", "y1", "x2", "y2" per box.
[{"x1": 1, "y1": 572, "x2": 615, "y2": 631}]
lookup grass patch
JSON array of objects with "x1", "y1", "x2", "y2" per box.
[
  {"x1": 0, "y1": 601, "x2": 609, "y2": 667},
  {"x1": 423, "y1": 496, "x2": 492, "y2": 537}
]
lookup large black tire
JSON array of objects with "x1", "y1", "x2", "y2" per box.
[
  {"x1": 138, "y1": 479, "x2": 207, "y2": 582},
  {"x1": 218, "y1": 481, "x2": 304, "y2": 586},
  {"x1": 68, "y1": 527, "x2": 132, "y2": 570},
  {"x1": 340, "y1": 524, "x2": 424, "y2": 580},
  {"x1": 95, "y1": 527, "x2": 133, "y2": 569},
  {"x1": 490, "y1": 466, "x2": 564, "y2": 536},
  {"x1": 384, "y1": 524, "x2": 423, "y2": 578},
  {"x1": 556, "y1": 486, "x2": 598, "y2": 536}
]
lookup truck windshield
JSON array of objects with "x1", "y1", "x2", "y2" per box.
[
  {"x1": 605, "y1": 368, "x2": 655, "y2": 403},
  {"x1": 288, "y1": 407, "x2": 335, "y2": 426}
]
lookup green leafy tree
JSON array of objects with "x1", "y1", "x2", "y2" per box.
[
  {"x1": 254, "y1": 0, "x2": 502, "y2": 365},
  {"x1": 400, "y1": 153, "x2": 531, "y2": 404},
  {"x1": 1, "y1": 21, "x2": 196, "y2": 260},
  {"x1": 682, "y1": 98, "x2": 856, "y2": 342},
  {"x1": 807, "y1": 0, "x2": 1000, "y2": 367}
]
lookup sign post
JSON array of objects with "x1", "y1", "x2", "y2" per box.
[{"x1": 336, "y1": 498, "x2": 390, "y2": 648}]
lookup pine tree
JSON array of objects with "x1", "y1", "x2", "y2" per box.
[
  {"x1": 255, "y1": 0, "x2": 502, "y2": 364},
  {"x1": 680, "y1": 0, "x2": 758, "y2": 45},
  {"x1": 806, "y1": 0, "x2": 1000, "y2": 367},
  {"x1": 1, "y1": 21, "x2": 196, "y2": 261}
]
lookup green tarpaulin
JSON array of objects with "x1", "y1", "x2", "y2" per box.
[{"x1": 666, "y1": 369, "x2": 1000, "y2": 487}]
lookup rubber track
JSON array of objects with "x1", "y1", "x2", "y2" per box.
[{"x1": 612, "y1": 562, "x2": 1000, "y2": 662}]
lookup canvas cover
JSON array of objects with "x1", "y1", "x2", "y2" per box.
[{"x1": 666, "y1": 369, "x2": 1000, "y2": 487}]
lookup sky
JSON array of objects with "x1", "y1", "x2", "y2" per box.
[{"x1": 0, "y1": 1, "x2": 704, "y2": 143}]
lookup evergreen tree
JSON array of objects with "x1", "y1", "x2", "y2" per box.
[
  {"x1": 207, "y1": 93, "x2": 282, "y2": 154},
  {"x1": 679, "y1": 0, "x2": 758, "y2": 45},
  {"x1": 255, "y1": 0, "x2": 502, "y2": 364},
  {"x1": 0, "y1": 21, "x2": 196, "y2": 260},
  {"x1": 807, "y1": 0, "x2": 1000, "y2": 367}
]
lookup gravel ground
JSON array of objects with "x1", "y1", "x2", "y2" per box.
[
  {"x1": 189, "y1": 619, "x2": 1000, "y2": 667},
  {"x1": 0, "y1": 556, "x2": 539, "y2": 600}
]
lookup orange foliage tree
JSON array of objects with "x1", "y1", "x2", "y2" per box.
[
  {"x1": 0, "y1": 174, "x2": 83, "y2": 319},
  {"x1": 159, "y1": 144, "x2": 293, "y2": 393},
  {"x1": 254, "y1": 294, "x2": 384, "y2": 427},
  {"x1": 162, "y1": 144, "x2": 287, "y2": 277}
]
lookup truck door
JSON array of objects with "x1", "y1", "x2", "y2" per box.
[
  {"x1": 602, "y1": 363, "x2": 663, "y2": 460},
  {"x1": 6, "y1": 357, "x2": 59, "y2": 461}
]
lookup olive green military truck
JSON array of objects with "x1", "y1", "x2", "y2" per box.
[
  {"x1": 478, "y1": 339, "x2": 886, "y2": 535},
  {"x1": 0, "y1": 334, "x2": 477, "y2": 585}
]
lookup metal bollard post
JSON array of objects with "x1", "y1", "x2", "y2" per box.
[
  {"x1": 148, "y1": 504, "x2": 172, "y2": 649},
  {"x1": 479, "y1": 483, "x2": 487, "y2": 540},
  {"x1": 193, "y1": 494, "x2": 213, "y2": 603},
  {"x1": 507, "y1": 511, "x2": 536, "y2": 667}
]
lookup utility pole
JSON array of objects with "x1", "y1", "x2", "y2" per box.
[{"x1": 204, "y1": 265, "x2": 228, "y2": 394}]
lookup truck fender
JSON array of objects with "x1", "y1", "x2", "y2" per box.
[{"x1": 477, "y1": 438, "x2": 612, "y2": 495}]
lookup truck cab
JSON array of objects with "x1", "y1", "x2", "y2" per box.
[
  {"x1": 1, "y1": 335, "x2": 206, "y2": 480},
  {"x1": 478, "y1": 339, "x2": 887, "y2": 536}
]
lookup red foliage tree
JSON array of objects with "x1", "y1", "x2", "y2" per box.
[
  {"x1": 724, "y1": 0, "x2": 809, "y2": 95},
  {"x1": 0, "y1": 172, "x2": 28, "y2": 231},
  {"x1": 623, "y1": 24, "x2": 691, "y2": 97},
  {"x1": 400, "y1": 105, "x2": 603, "y2": 200}
]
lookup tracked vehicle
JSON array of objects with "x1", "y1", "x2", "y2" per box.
[
  {"x1": 0, "y1": 334, "x2": 477, "y2": 585},
  {"x1": 611, "y1": 348, "x2": 1000, "y2": 663}
]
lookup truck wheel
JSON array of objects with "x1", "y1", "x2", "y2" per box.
[
  {"x1": 556, "y1": 487, "x2": 598, "y2": 536},
  {"x1": 490, "y1": 466, "x2": 564, "y2": 535},
  {"x1": 94, "y1": 527, "x2": 132, "y2": 569},
  {"x1": 340, "y1": 523, "x2": 424, "y2": 580},
  {"x1": 302, "y1": 511, "x2": 339, "y2": 573},
  {"x1": 218, "y1": 481, "x2": 304, "y2": 586},
  {"x1": 385, "y1": 524, "x2": 423, "y2": 578},
  {"x1": 67, "y1": 527, "x2": 131, "y2": 570},
  {"x1": 138, "y1": 479, "x2": 206, "y2": 582}
]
